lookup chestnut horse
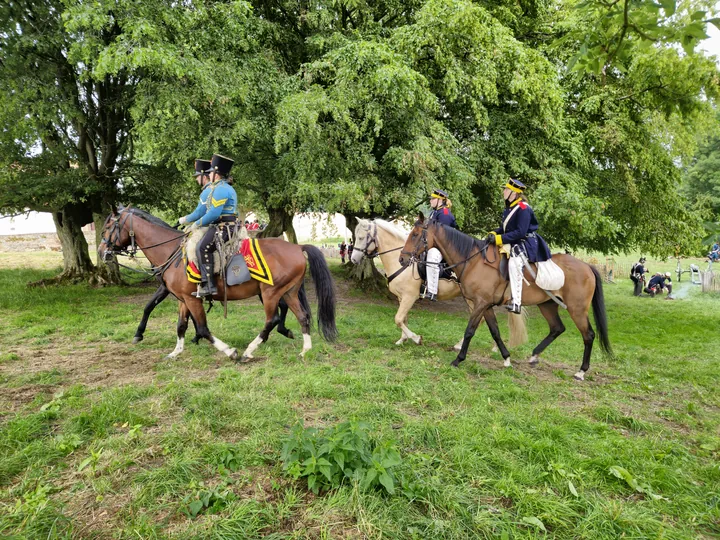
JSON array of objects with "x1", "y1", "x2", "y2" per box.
[
  {"x1": 100, "y1": 208, "x2": 337, "y2": 361},
  {"x1": 399, "y1": 215, "x2": 611, "y2": 380}
]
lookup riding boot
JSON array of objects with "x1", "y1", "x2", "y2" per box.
[{"x1": 194, "y1": 263, "x2": 218, "y2": 298}]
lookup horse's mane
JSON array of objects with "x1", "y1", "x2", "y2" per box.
[
  {"x1": 374, "y1": 219, "x2": 408, "y2": 239},
  {"x1": 127, "y1": 207, "x2": 176, "y2": 231},
  {"x1": 434, "y1": 222, "x2": 487, "y2": 258}
]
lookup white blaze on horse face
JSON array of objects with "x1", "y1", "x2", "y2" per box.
[{"x1": 167, "y1": 337, "x2": 184, "y2": 359}]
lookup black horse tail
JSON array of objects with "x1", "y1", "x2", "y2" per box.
[
  {"x1": 302, "y1": 245, "x2": 338, "y2": 342},
  {"x1": 590, "y1": 265, "x2": 612, "y2": 357},
  {"x1": 297, "y1": 282, "x2": 312, "y2": 331}
]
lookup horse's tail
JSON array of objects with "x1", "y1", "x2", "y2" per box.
[
  {"x1": 590, "y1": 265, "x2": 613, "y2": 357},
  {"x1": 302, "y1": 245, "x2": 338, "y2": 342},
  {"x1": 508, "y1": 308, "x2": 529, "y2": 348}
]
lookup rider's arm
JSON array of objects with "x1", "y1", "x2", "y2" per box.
[
  {"x1": 184, "y1": 200, "x2": 207, "y2": 224},
  {"x1": 198, "y1": 185, "x2": 229, "y2": 226},
  {"x1": 500, "y1": 208, "x2": 531, "y2": 245}
]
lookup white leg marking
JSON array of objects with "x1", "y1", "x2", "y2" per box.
[
  {"x1": 574, "y1": 370, "x2": 585, "y2": 381},
  {"x1": 491, "y1": 344, "x2": 499, "y2": 353},
  {"x1": 213, "y1": 336, "x2": 236, "y2": 358},
  {"x1": 166, "y1": 337, "x2": 184, "y2": 359},
  {"x1": 453, "y1": 337, "x2": 464, "y2": 352},
  {"x1": 242, "y1": 335, "x2": 263, "y2": 359},
  {"x1": 400, "y1": 323, "x2": 421, "y2": 345},
  {"x1": 529, "y1": 354, "x2": 540, "y2": 366},
  {"x1": 503, "y1": 358, "x2": 512, "y2": 368},
  {"x1": 396, "y1": 334, "x2": 408, "y2": 346},
  {"x1": 300, "y1": 333, "x2": 312, "y2": 357}
]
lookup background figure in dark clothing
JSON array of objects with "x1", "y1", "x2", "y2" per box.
[
  {"x1": 645, "y1": 272, "x2": 672, "y2": 297},
  {"x1": 339, "y1": 242, "x2": 347, "y2": 264},
  {"x1": 630, "y1": 257, "x2": 648, "y2": 296}
]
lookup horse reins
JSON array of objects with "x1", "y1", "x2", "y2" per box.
[{"x1": 101, "y1": 209, "x2": 187, "y2": 277}]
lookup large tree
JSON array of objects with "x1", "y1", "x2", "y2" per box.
[{"x1": 0, "y1": 0, "x2": 183, "y2": 283}]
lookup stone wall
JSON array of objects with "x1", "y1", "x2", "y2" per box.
[{"x1": 0, "y1": 232, "x2": 96, "y2": 253}]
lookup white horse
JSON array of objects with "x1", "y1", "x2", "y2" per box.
[{"x1": 351, "y1": 218, "x2": 527, "y2": 351}]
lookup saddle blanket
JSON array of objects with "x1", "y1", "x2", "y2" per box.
[
  {"x1": 186, "y1": 238, "x2": 273, "y2": 286},
  {"x1": 535, "y1": 259, "x2": 565, "y2": 290}
]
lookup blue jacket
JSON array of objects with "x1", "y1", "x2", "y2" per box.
[
  {"x1": 429, "y1": 207, "x2": 458, "y2": 229},
  {"x1": 185, "y1": 180, "x2": 237, "y2": 226},
  {"x1": 494, "y1": 200, "x2": 551, "y2": 263}
]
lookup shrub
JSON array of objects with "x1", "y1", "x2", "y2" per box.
[{"x1": 281, "y1": 421, "x2": 402, "y2": 495}]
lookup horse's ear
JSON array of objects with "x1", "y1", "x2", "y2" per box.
[
  {"x1": 110, "y1": 204, "x2": 118, "y2": 216},
  {"x1": 355, "y1": 216, "x2": 360, "y2": 223},
  {"x1": 417, "y1": 211, "x2": 425, "y2": 223}
]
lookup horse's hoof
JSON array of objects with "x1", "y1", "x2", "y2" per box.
[
  {"x1": 503, "y1": 359, "x2": 512, "y2": 368},
  {"x1": 285, "y1": 330, "x2": 295, "y2": 340},
  {"x1": 228, "y1": 349, "x2": 238, "y2": 361},
  {"x1": 239, "y1": 355, "x2": 251, "y2": 363},
  {"x1": 573, "y1": 371, "x2": 585, "y2": 381},
  {"x1": 415, "y1": 336, "x2": 423, "y2": 345},
  {"x1": 132, "y1": 336, "x2": 143, "y2": 344},
  {"x1": 451, "y1": 360, "x2": 460, "y2": 368},
  {"x1": 529, "y1": 355, "x2": 539, "y2": 367}
]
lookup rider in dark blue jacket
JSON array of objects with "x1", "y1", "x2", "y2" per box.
[
  {"x1": 425, "y1": 189, "x2": 458, "y2": 301},
  {"x1": 488, "y1": 178, "x2": 551, "y2": 313}
]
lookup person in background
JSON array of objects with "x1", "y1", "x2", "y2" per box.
[
  {"x1": 645, "y1": 272, "x2": 672, "y2": 297},
  {"x1": 630, "y1": 257, "x2": 648, "y2": 296},
  {"x1": 339, "y1": 241, "x2": 347, "y2": 264},
  {"x1": 348, "y1": 243, "x2": 354, "y2": 258}
]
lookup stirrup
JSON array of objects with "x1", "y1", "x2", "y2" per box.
[
  {"x1": 505, "y1": 302, "x2": 521, "y2": 314},
  {"x1": 192, "y1": 284, "x2": 217, "y2": 298}
]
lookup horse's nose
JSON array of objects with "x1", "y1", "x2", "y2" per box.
[{"x1": 398, "y1": 254, "x2": 406, "y2": 266}]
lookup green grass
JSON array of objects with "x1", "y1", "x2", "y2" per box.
[{"x1": 0, "y1": 262, "x2": 719, "y2": 538}]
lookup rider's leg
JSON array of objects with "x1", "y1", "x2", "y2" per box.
[
  {"x1": 506, "y1": 255, "x2": 523, "y2": 314},
  {"x1": 195, "y1": 225, "x2": 218, "y2": 297},
  {"x1": 426, "y1": 248, "x2": 442, "y2": 301}
]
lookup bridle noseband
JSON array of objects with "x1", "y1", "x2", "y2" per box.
[
  {"x1": 356, "y1": 220, "x2": 403, "y2": 260},
  {"x1": 100, "y1": 210, "x2": 137, "y2": 261},
  {"x1": 400, "y1": 221, "x2": 429, "y2": 263}
]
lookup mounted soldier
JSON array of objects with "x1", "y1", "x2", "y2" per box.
[
  {"x1": 425, "y1": 188, "x2": 458, "y2": 301},
  {"x1": 487, "y1": 178, "x2": 552, "y2": 314},
  {"x1": 178, "y1": 154, "x2": 238, "y2": 298}
]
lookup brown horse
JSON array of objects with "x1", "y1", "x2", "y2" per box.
[
  {"x1": 100, "y1": 208, "x2": 337, "y2": 361},
  {"x1": 398, "y1": 215, "x2": 611, "y2": 380}
]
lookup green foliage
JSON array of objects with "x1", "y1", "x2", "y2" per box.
[
  {"x1": 181, "y1": 479, "x2": 236, "y2": 518},
  {"x1": 281, "y1": 421, "x2": 403, "y2": 495}
]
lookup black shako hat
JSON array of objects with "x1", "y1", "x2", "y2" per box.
[{"x1": 209, "y1": 154, "x2": 234, "y2": 177}]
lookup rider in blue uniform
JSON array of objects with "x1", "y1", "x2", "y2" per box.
[
  {"x1": 178, "y1": 154, "x2": 238, "y2": 298},
  {"x1": 487, "y1": 178, "x2": 551, "y2": 314},
  {"x1": 425, "y1": 189, "x2": 458, "y2": 301}
]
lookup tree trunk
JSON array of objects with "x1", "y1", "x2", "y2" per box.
[
  {"x1": 31, "y1": 204, "x2": 96, "y2": 286},
  {"x1": 346, "y1": 255, "x2": 392, "y2": 298},
  {"x1": 343, "y1": 211, "x2": 358, "y2": 244},
  {"x1": 260, "y1": 206, "x2": 297, "y2": 243},
  {"x1": 93, "y1": 211, "x2": 123, "y2": 285}
]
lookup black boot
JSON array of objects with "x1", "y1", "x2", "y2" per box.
[{"x1": 194, "y1": 263, "x2": 218, "y2": 298}]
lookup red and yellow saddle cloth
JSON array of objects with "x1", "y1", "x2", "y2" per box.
[{"x1": 186, "y1": 238, "x2": 273, "y2": 286}]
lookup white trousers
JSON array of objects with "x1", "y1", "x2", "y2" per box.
[
  {"x1": 427, "y1": 248, "x2": 442, "y2": 295},
  {"x1": 509, "y1": 254, "x2": 524, "y2": 306}
]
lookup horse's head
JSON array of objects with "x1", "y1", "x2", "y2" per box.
[
  {"x1": 399, "y1": 212, "x2": 434, "y2": 266},
  {"x1": 351, "y1": 218, "x2": 376, "y2": 264},
  {"x1": 99, "y1": 207, "x2": 132, "y2": 262}
]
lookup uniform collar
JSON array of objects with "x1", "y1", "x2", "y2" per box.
[{"x1": 510, "y1": 198, "x2": 522, "y2": 207}]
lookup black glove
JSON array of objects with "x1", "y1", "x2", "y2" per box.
[{"x1": 173, "y1": 221, "x2": 181, "y2": 229}]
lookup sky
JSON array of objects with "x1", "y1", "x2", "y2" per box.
[{"x1": 700, "y1": 23, "x2": 720, "y2": 62}]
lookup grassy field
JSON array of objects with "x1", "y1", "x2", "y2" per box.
[{"x1": 0, "y1": 255, "x2": 719, "y2": 539}]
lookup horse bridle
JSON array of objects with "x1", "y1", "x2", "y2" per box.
[
  {"x1": 100, "y1": 209, "x2": 186, "y2": 275},
  {"x1": 400, "y1": 221, "x2": 429, "y2": 263},
  {"x1": 357, "y1": 220, "x2": 403, "y2": 259},
  {"x1": 100, "y1": 210, "x2": 137, "y2": 261}
]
